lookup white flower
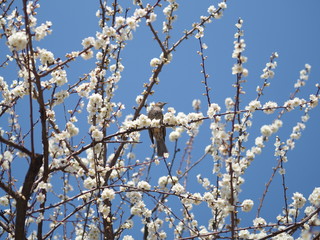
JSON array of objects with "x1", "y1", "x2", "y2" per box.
[
  {"x1": 246, "y1": 100, "x2": 261, "y2": 112},
  {"x1": 158, "y1": 175, "x2": 178, "y2": 189},
  {"x1": 110, "y1": 63, "x2": 124, "y2": 72},
  {"x1": 81, "y1": 49, "x2": 94, "y2": 60},
  {"x1": 134, "y1": 8, "x2": 147, "y2": 18},
  {"x1": 242, "y1": 68, "x2": 249, "y2": 76},
  {"x1": 81, "y1": 37, "x2": 95, "y2": 48},
  {"x1": 36, "y1": 193, "x2": 46, "y2": 203},
  {"x1": 309, "y1": 94, "x2": 319, "y2": 108},
  {"x1": 3, "y1": 151, "x2": 13, "y2": 162},
  {"x1": 51, "y1": 69, "x2": 67, "y2": 86},
  {"x1": 122, "y1": 220, "x2": 134, "y2": 229},
  {"x1": 83, "y1": 177, "x2": 96, "y2": 189},
  {"x1": 253, "y1": 217, "x2": 266, "y2": 228},
  {"x1": 147, "y1": 13, "x2": 157, "y2": 23},
  {"x1": 34, "y1": 21, "x2": 52, "y2": 41},
  {"x1": 66, "y1": 122, "x2": 79, "y2": 137},
  {"x1": 87, "y1": 224, "x2": 99, "y2": 239},
  {"x1": 115, "y1": 16, "x2": 125, "y2": 27},
  {"x1": 98, "y1": 204, "x2": 110, "y2": 219},
  {"x1": 53, "y1": 90, "x2": 69, "y2": 105},
  {"x1": 126, "y1": 17, "x2": 138, "y2": 30},
  {"x1": 87, "y1": 93, "x2": 103, "y2": 113},
  {"x1": 305, "y1": 63, "x2": 311, "y2": 71},
  {"x1": 137, "y1": 181, "x2": 151, "y2": 190},
  {"x1": 160, "y1": 52, "x2": 173, "y2": 64},
  {"x1": 172, "y1": 183, "x2": 185, "y2": 194},
  {"x1": 218, "y1": 2, "x2": 227, "y2": 9},
  {"x1": 203, "y1": 192, "x2": 214, "y2": 203},
  {"x1": 224, "y1": 97, "x2": 234, "y2": 109},
  {"x1": 8, "y1": 32, "x2": 28, "y2": 51},
  {"x1": 207, "y1": 103, "x2": 221, "y2": 118},
  {"x1": 123, "y1": 236, "x2": 134, "y2": 240},
  {"x1": 0, "y1": 196, "x2": 9, "y2": 206},
  {"x1": 207, "y1": 5, "x2": 216, "y2": 14},
  {"x1": 195, "y1": 26, "x2": 204, "y2": 39},
  {"x1": 192, "y1": 99, "x2": 201, "y2": 111},
  {"x1": 308, "y1": 187, "x2": 320, "y2": 206},
  {"x1": 39, "y1": 48, "x2": 55, "y2": 65},
  {"x1": 272, "y1": 233, "x2": 293, "y2": 240},
  {"x1": 91, "y1": 128, "x2": 103, "y2": 141},
  {"x1": 135, "y1": 95, "x2": 143, "y2": 104},
  {"x1": 169, "y1": 131, "x2": 180, "y2": 141},
  {"x1": 103, "y1": 26, "x2": 116, "y2": 38},
  {"x1": 260, "y1": 125, "x2": 272, "y2": 137},
  {"x1": 291, "y1": 192, "x2": 306, "y2": 209},
  {"x1": 150, "y1": 58, "x2": 161, "y2": 67},
  {"x1": 241, "y1": 199, "x2": 254, "y2": 212},
  {"x1": 232, "y1": 63, "x2": 243, "y2": 75},
  {"x1": 130, "y1": 201, "x2": 145, "y2": 215},
  {"x1": 101, "y1": 188, "x2": 115, "y2": 201},
  {"x1": 239, "y1": 230, "x2": 250, "y2": 239},
  {"x1": 263, "y1": 101, "x2": 278, "y2": 114}
]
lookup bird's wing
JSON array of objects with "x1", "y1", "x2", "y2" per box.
[
  {"x1": 148, "y1": 129, "x2": 154, "y2": 144},
  {"x1": 162, "y1": 126, "x2": 166, "y2": 140}
]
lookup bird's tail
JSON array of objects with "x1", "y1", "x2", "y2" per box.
[{"x1": 156, "y1": 139, "x2": 168, "y2": 157}]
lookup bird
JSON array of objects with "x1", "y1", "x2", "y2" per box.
[{"x1": 148, "y1": 102, "x2": 168, "y2": 157}]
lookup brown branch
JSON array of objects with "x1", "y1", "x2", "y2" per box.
[
  {"x1": 0, "y1": 180, "x2": 20, "y2": 200},
  {"x1": 15, "y1": 154, "x2": 43, "y2": 240},
  {"x1": 0, "y1": 135, "x2": 32, "y2": 156},
  {"x1": 259, "y1": 207, "x2": 320, "y2": 240},
  {"x1": 42, "y1": 199, "x2": 95, "y2": 239},
  {"x1": 198, "y1": 37, "x2": 211, "y2": 106}
]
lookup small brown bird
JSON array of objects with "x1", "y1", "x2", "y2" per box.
[{"x1": 148, "y1": 102, "x2": 168, "y2": 157}]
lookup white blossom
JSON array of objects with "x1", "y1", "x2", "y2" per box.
[
  {"x1": 81, "y1": 49, "x2": 94, "y2": 60},
  {"x1": 39, "y1": 48, "x2": 55, "y2": 65},
  {"x1": 66, "y1": 122, "x2": 79, "y2": 137},
  {"x1": 169, "y1": 130, "x2": 181, "y2": 142},
  {"x1": 172, "y1": 183, "x2": 185, "y2": 194},
  {"x1": 137, "y1": 181, "x2": 151, "y2": 190},
  {"x1": 36, "y1": 193, "x2": 46, "y2": 203},
  {"x1": 51, "y1": 69, "x2": 67, "y2": 86},
  {"x1": 123, "y1": 236, "x2": 134, "y2": 240},
  {"x1": 218, "y1": 2, "x2": 227, "y2": 9},
  {"x1": 147, "y1": 13, "x2": 157, "y2": 23},
  {"x1": 246, "y1": 100, "x2": 261, "y2": 112},
  {"x1": 126, "y1": 17, "x2": 139, "y2": 30},
  {"x1": 34, "y1": 21, "x2": 52, "y2": 41},
  {"x1": 239, "y1": 230, "x2": 250, "y2": 239},
  {"x1": 308, "y1": 187, "x2": 320, "y2": 206},
  {"x1": 207, "y1": 5, "x2": 216, "y2": 14},
  {"x1": 207, "y1": 103, "x2": 221, "y2": 118},
  {"x1": 291, "y1": 192, "x2": 306, "y2": 209},
  {"x1": 0, "y1": 196, "x2": 9, "y2": 206},
  {"x1": 8, "y1": 32, "x2": 28, "y2": 51},
  {"x1": 150, "y1": 57, "x2": 161, "y2": 67},
  {"x1": 242, "y1": 199, "x2": 254, "y2": 212},
  {"x1": 263, "y1": 101, "x2": 278, "y2": 114},
  {"x1": 260, "y1": 125, "x2": 272, "y2": 137},
  {"x1": 253, "y1": 217, "x2": 266, "y2": 228},
  {"x1": 115, "y1": 16, "x2": 126, "y2": 27},
  {"x1": 81, "y1": 37, "x2": 95, "y2": 48},
  {"x1": 101, "y1": 188, "x2": 115, "y2": 201}
]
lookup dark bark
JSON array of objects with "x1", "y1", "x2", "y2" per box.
[{"x1": 15, "y1": 154, "x2": 43, "y2": 239}]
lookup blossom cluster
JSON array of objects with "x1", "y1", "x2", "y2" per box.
[{"x1": 119, "y1": 104, "x2": 204, "y2": 144}]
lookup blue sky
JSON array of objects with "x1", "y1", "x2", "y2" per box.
[{"x1": 1, "y1": 0, "x2": 320, "y2": 238}]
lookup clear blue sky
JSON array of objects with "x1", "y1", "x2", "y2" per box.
[{"x1": 1, "y1": 0, "x2": 320, "y2": 238}]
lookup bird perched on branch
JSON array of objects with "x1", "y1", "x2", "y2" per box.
[{"x1": 148, "y1": 102, "x2": 168, "y2": 157}]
